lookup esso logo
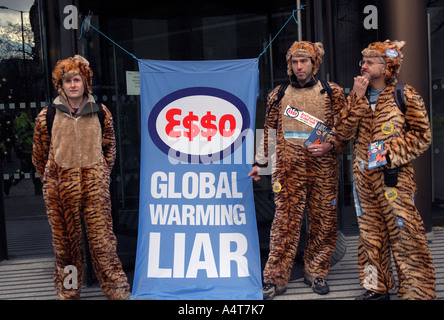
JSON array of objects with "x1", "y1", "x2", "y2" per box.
[
  {"x1": 148, "y1": 87, "x2": 250, "y2": 163},
  {"x1": 285, "y1": 107, "x2": 299, "y2": 118}
]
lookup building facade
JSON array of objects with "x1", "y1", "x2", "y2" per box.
[{"x1": 1, "y1": 0, "x2": 443, "y2": 274}]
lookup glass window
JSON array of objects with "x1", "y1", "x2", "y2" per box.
[
  {"x1": 1, "y1": 0, "x2": 50, "y2": 259},
  {"x1": 428, "y1": 7, "x2": 444, "y2": 224}
]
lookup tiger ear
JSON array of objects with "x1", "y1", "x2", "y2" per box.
[
  {"x1": 314, "y1": 42, "x2": 325, "y2": 57},
  {"x1": 73, "y1": 55, "x2": 90, "y2": 67},
  {"x1": 393, "y1": 41, "x2": 406, "y2": 53}
]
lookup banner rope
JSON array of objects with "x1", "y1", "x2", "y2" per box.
[
  {"x1": 78, "y1": 5, "x2": 305, "y2": 64},
  {"x1": 255, "y1": 5, "x2": 305, "y2": 62},
  {"x1": 78, "y1": 13, "x2": 142, "y2": 63}
]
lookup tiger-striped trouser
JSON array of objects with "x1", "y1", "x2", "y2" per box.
[
  {"x1": 43, "y1": 162, "x2": 130, "y2": 300},
  {"x1": 354, "y1": 162, "x2": 436, "y2": 300},
  {"x1": 263, "y1": 142, "x2": 339, "y2": 286}
]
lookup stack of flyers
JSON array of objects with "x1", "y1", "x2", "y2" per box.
[
  {"x1": 368, "y1": 140, "x2": 387, "y2": 169},
  {"x1": 304, "y1": 121, "x2": 331, "y2": 147}
]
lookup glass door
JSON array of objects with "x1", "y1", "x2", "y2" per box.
[
  {"x1": 0, "y1": 1, "x2": 52, "y2": 260},
  {"x1": 428, "y1": 7, "x2": 444, "y2": 225}
]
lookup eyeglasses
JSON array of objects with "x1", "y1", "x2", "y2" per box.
[{"x1": 359, "y1": 60, "x2": 385, "y2": 67}]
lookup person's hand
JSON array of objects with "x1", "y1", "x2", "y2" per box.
[
  {"x1": 307, "y1": 142, "x2": 333, "y2": 157},
  {"x1": 367, "y1": 149, "x2": 388, "y2": 162},
  {"x1": 248, "y1": 166, "x2": 261, "y2": 181},
  {"x1": 353, "y1": 76, "x2": 369, "y2": 98}
]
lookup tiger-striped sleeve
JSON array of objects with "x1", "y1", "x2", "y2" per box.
[
  {"x1": 32, "y1": 107, "x2": 51, "y2": 180},
  {"x1": 101, "y1": 105, "x2": 116, "y2": 171},
  {"x1": 327, "y1": 90, "x2": 369, "y2": 145},
  {"x1": 385, "y1": 85, "x2": 431, "y2": 168},
  {"x1": 327, "y1": 82, "x2": 348, "y2": 152},
  {"x1": 254, "y1": 85, "x2": 281, "y2": 166}
]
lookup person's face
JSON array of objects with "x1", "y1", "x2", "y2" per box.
[
  {"x1": 360, "y1": 57, "x2": 386, "y2": 81},
  {"x1": 291, "y1": 56, "x2": 314, "y2": 85},
  {"x1": 62, "y1": 74, "x2": 85, "y2": 100}
]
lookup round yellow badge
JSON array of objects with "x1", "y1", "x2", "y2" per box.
[
  {"x1": 273, "y1": 182, "x2": 282, "y2": 193},
  {"x1": 381, "y1": 122, "x2": 394, "y2": 134},
  {"x1": 385, "y1": 188, "x2": 398, "y2": 201}
]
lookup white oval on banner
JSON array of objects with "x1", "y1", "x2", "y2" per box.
[{"x1": 148, "y1": 87, "x2": 250, "y2": 164}]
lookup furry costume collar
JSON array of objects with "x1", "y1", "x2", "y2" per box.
[
  {"x1": 290, "y1": 74, "x2": 318, "y2": 89},
  {"x1": 53, "y1": 94, "x2": 100, "y2": 117}
]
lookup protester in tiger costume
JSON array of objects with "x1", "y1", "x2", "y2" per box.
[
  {"x1": 326, "y1": 40, "x2": 436, "y2": 300},
  {"x1": 249, "y1": 41, "x2": 346, "y2": 299},
  {"x1": 32, "y1": 55, "x2": 131, "y2": 300}
]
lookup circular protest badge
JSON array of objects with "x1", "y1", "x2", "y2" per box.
[
  {"x1": 381, "y1": 122, "x2": 394, "y2": 135},
  {"x1": 385, "y1": 49, "x2": 399, "y2": 58},
  {"x1": 385, "y1": 188, "x2": 398, "y2": 201},
  {"x1": 273, "y1": 181, "x2": 282, "y2": 193}
]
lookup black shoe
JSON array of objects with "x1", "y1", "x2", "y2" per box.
[
  {"x1": 304, "y1": 277, "x2": 330, "y2": 295},
  {"x1": 262, "y1": 283, "x2": 287, "y2": 300},
  {"x1": 355, "y1": 290, "x2": 390, "y2": 300}
]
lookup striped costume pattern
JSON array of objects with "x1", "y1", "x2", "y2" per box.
[
  {"x1": 328, "y1": 82, "x2": 436, "y2": 299},
  {"x1": 256, "y1": 80, "x2": 346, "y2": 286},
  {"x1": 32, "y1": 102, "x2": 130, "y2": 300}
]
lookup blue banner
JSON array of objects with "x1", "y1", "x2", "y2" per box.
[{"x1": 131, "y1": 59, "x2": 262, "y2": 300}]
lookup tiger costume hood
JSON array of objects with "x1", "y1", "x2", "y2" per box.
[
  {"x1": 52, "y1": 55, "x2": 93, "y2": 94},
  {"x1": 286, "y1": 41, "x2": 325, "y2": 77}
]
